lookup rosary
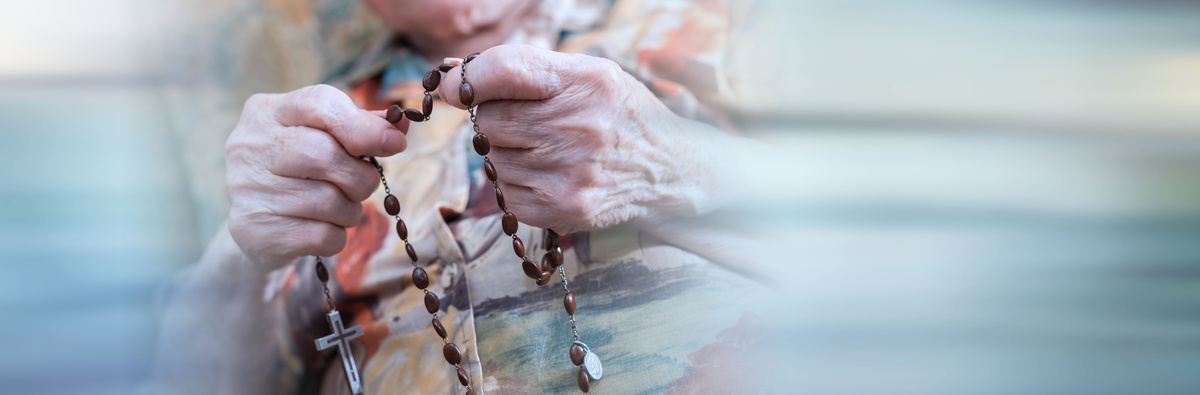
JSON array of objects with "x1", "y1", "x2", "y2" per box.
[{"x1": 312, "y1": 53, "x2": 602, "y2": 394}]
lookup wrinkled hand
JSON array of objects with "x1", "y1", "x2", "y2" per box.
[
  {"x1": 438, "y1": 45, "x2": 716, "y2": 234},
  {"x1": 225, "y1": 84, "x2": 409, "y2": 272}
]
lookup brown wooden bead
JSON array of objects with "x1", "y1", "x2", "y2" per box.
[
  {"x1": 424, "y1": 292, "x2": 440, "y2": 314},
  {"x1": 406, "y1": 243, "x2": 419, "y2": 262},
  {"x1": 459, "y1": 82, "x2": 474, "y2": 107},
  {"x1": 483, "y1": 157, "x2": 497, "y2": 181},
  {"x1": 570, "y1": 343, "x2": 586, "y2": 365},
  {"x1": 501, "y1": 212, "x2": 518, "y2": 235},
  {"x1": 412, "y1": 267, "x2": 429, "y2": 289},
  {"x1": 564, "y1": 291, "x2": 576, "y2": 315},
  {"x1": 315, "y1": 261, "x2": 329, "y2": 283},
  {"x1": 577, "y1": 367, "x2": 590, "y2": 393},
  {"x1": 431, "y1": 317, "x2": 447, "y2": 339},
  {"x1": 512, "y1": 236, "x2": 525, "y2": 258},
  {"x1": 456, "y1": 366, "x2": 469, "y2": 386},
  {"x1": 437, "y1": 63, "x2": 456, "y2": 72},
  {"x1": 521, "y1": 258, "x2": 541, "y2": 279},
  {"x1": 536, "y1": 270, "x2": 553, "y2": 286},
  {"x1": 443, "y1": 342, "x2": 463, "y2": 365},
  {"x1": 422, "y1": 68, "x2": 441, "y2": 92},
  {"x1": 384, "y1": 194, "x2": 400, "y2": 216},
  {"x1": 404, "y1": 108, "x2": 424, "y2": 122},
  {"x1": 395, "y1": 219, "x2": 408, "y2": 240},
  {"x1": 422, "y1": 93, "x2": 433, "y2": 117},
  {"x1": 494, "y1": 186, "x2": 506, "y2": 211},
  {"x1": 543, "y1": 231, "x2": 558, "y2": 250},
  {"x1": 465, "y1": 52, "x2": 480, "y2": 63},
  {"x1": 472, "y1": 133, "x2": 490, "y2": 155},
  {"x1": 549, "y1": 245, "x2": 564, "y2": 267},
  {"x1": 540, "y1": 254, "x2": 552, "y2": 273},
  {"x1": 466, "y1": 391, "x2": 476, "y2": 395},
  {"x1": 385, "y1": 104, "x2": 403, "y2": 123}
]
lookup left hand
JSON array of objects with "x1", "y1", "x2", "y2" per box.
[{"x1": 438, "y1": 44, "x2": 718, "y2": 234}]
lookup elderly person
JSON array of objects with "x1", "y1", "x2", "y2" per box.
[{"x1": 155, "y1": 0, "x2": 774, "y2": 393}]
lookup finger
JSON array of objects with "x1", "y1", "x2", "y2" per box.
[
  {"x1": 369, "y1": 109, "x2": 411, "y2": 135},
  {"x1": 268, "y1": 126, "x2": 381, "y2": 202},
  {"x1": 487, "y1": 147, "x2": 546, "y2": 187},
  {"x1": 269, "y1": 84, "x2": 407, "y2": 156},
  {"x1": 250, "y1": 177, "x2": 364, "y2": 228},
  {"x1": 273, "y1": 217, "x2": 349, "y2": 258},
  {"x1": 438, "y1": 44, "x2": 584, "y2": 109},
  {"x1": 228, "y1": 215, "x2": 348, "y2": 263},
  {"x1": 497, "y1": 182, "x2": 564, "y2": 233},
  {"x1": 474, "y1": 100, "x2": 547, "y2": 149}
]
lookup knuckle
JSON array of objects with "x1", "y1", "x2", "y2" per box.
[
  {"x1": 242, "y1": 93, "x2": 269, "y2": 114},
  {"x1": 314, "y1": 184, "x2": 345, "y2": 214},
  {"x1": 347, "y1": 165, "x2": 380, "y2": 202},
  {"x1": 345, "y1": 203, "x2": 364, "y2": 227},
  {"x1": 583, "y1": 57, "x2": 624, "y2": 83},
  {"x1": 313, "y1": 225, "x2": 348, "y2": 256}
]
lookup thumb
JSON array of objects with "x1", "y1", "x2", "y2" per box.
[
  {"x1": 273, "y1": 84, "x2": 408, "y2": 157},
  {"x1": 438, "y1": 44, "x2": 595, "y2": 109}
]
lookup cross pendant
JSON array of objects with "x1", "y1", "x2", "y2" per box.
[{"x1": 315, "y1": 310, "x2": 365, "y2": 394}]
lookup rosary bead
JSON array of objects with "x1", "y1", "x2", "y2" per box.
[
  {"x1": 443, "y1": 342, "x2": 463, "y2": 365},
  {"x1": 466, "y1": 391, "x2": 476, "y2": 395},
  {"x1": 512, "y1": 236, "x2": 525, "y2": 258},
  {"x1": 543, "y1": 230, "x2": 558, "y2": 250},
  {"x1": 564, "y1": 291, "x2": 576, "y2": 315},
  {"x1": 570, "y1": 343, "x2": 586, "y2": 365},
  {"x1": 422, "y1": 93, "x2": 433, "y2": 117},
  {"x1": 315, "y1": 261, "x2": 329, "y2": 283},
  {"x1": 412, "y1": 267, "x2": 429, "y2": 289},
  {"x1": 483, "y1": 157, "x2": 497, "y2": 181},
  {"x1": 396, "y1": 219, "x2": 408, "y2": 240},
  {"x1": 459, "y1": 82, "x2": 475, "y2": 107},
  {"x1": 431, "y1": 317, "x2": 448, "y2": 339},
  {"x1": 404, "y1": 108, "x2": 424, "y2": 122},
  {"x1": 536, "y1": 270, "x2": 553, "y2": 286},
  {"x1": 437, "y1": 63, "x2": 456, "y2": 72},
  {"x1": 501, "y1": 212, "x2": 518, "y2": 235},
  {"x1": 422, "y1": 68, "x2": 441, "y2": 92},
  {"x1": 577, "y1": 368, "x2": 590, "y2": 393},
  {"x1": 456, "y1": 366, "x2": 469, "y2": 386},
  {"x1": 494, "y1": 186, "x2": 506, "y2": 211},
  {"x1": 540, "y1": 254, "x2": 553, "y2": 273},
  {"x1": 384, "y1": 194, "x2": 401, "y2": 216},
  {"x1": 406, "y1": 243, "x2": 419, "y2": 262},
  {"x1": 424, "y1": 292, "x2": 440, "y2": 314},
  {"x1": 385, "y1": 104, "x2": 403, "y2": 123},
  {"x1": 549, "y1": 245, "x2": 564, "y2": 267},
  {"x1": 465, "y1": 52, "x2": 480, "y2": 63},
  {"x1": 472, "y1": 133, "x2": 490, "y2": 155},
  {"x1": 521, "y1": 258, "x2": 541, "y2": 279}
]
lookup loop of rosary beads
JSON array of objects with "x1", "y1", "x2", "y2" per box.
[
  {"x1": 385, "y1": 64, "x2": 457, "y2": 124},
  {"x1": 370, "y1": 150, "x2": 477, "y2": 395},
  {"x1": 460, "y1": 54, "x2": 599, "y2": 392}
]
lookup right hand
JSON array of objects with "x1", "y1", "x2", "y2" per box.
[{"x1": 224, "y1": 84, "x2": 409, "y2": 272}]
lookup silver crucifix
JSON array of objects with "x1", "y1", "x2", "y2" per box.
[{"x1": 315, "y1": 310, "x2": 365, "y2": 394}]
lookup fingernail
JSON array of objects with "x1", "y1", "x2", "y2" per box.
[{"x1": 381, "y1": 127, "x2": 406, "y2": 155}]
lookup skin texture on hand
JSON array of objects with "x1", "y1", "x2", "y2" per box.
[
  {"x1": 224, "y1": 84, "x2": 410, "y2": 274},
  {"x1": 437, "y1": 44, "x2": 723, "y2": 234}
]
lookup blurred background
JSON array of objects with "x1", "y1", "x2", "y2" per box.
[{"x1": 1, "y1": 0, "x2": 1198, "y2": 394}]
